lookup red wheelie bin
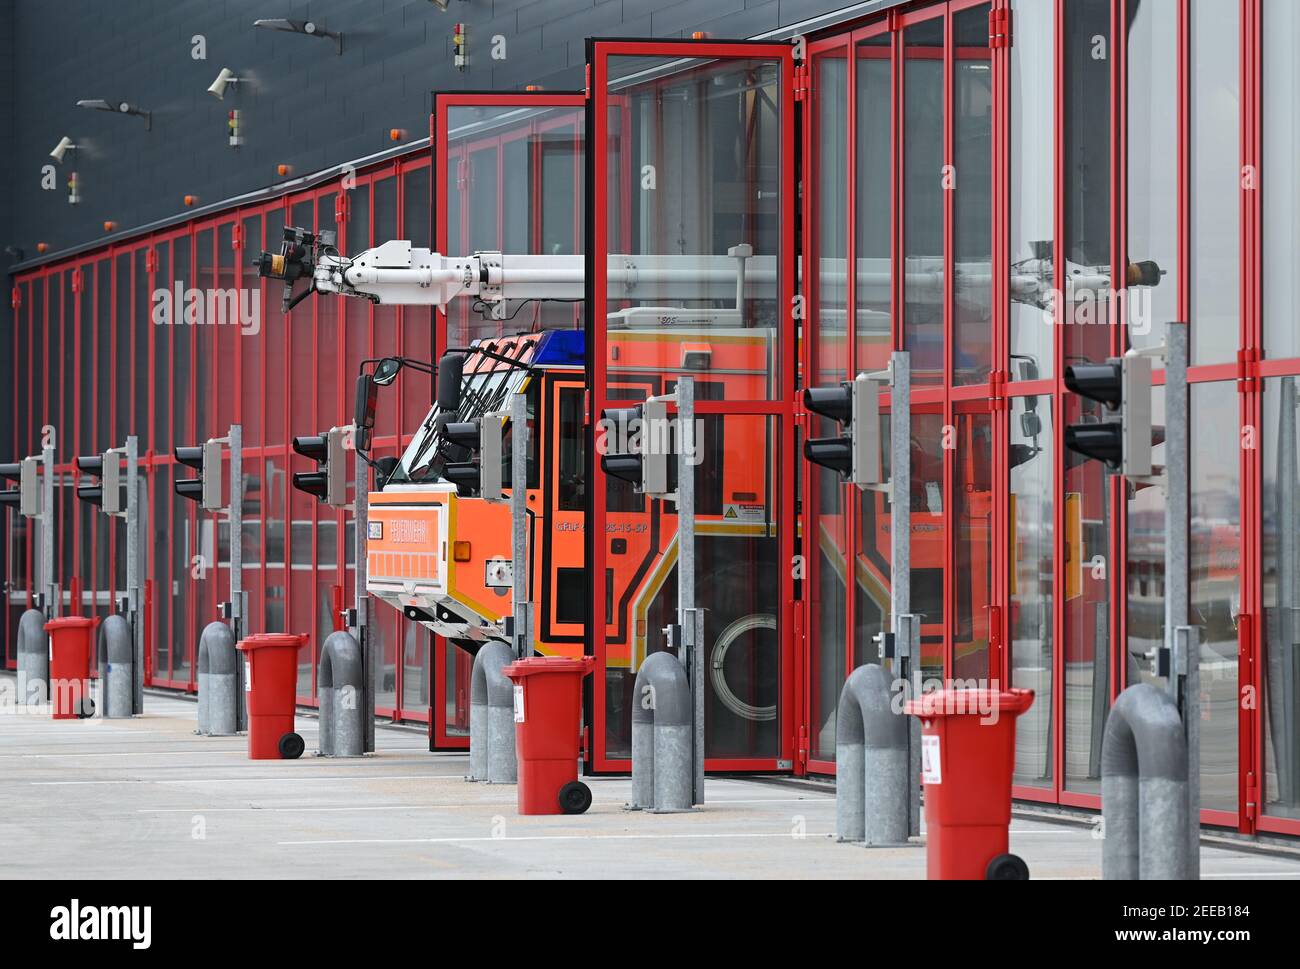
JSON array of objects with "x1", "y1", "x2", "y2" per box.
[
  {"x1": 237, "y1": 633, "x2": 308, "y2": 760},
  {"x1": 45, "y1": 616, "x2": 96, "y2": 720},
  {"x1": 905, "y1": 688, "x2": 1035, "y2": 880},
  {"x1": 502, "y1": 656, "x2": 594, "y2": 815}
]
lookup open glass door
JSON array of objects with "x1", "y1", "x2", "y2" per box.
[
  {"x1": 430, "y1": 91, "x2": 586, "y2": 749},
  {"x1": 588, "y1": 39, "x2": 799, "y2": 772}
]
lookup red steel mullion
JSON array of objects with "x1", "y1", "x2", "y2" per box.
[
  {"x1": 1052, "y1": 0, "x2": 1068, "y2": 804},
  {"x1": 943, "y1": 7, "x2": 956, "y2": 681}
]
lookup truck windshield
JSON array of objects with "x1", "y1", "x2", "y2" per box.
[{"x1": 386, "y1": 358, "x2": 532, "y2": 485}]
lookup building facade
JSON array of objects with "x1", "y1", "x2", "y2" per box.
[{"x1": 4, "y1": 0, "x2": 1300, "y2": 841}]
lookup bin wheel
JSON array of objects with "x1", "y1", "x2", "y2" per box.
[
  {"x1": 79, "y1": 696, "x2": 95, "y2": 719},
  {"x1": 985, "y1": 853, "x2": 1030, "y2": 881},
  {"x1": 558, "y1": 781, "x2": 592, "y2": 815},
  {"x1": 278, "y1": 732, "x2": 305, "y2": 760}
]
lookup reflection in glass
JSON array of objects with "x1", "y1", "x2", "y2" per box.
[
  {"x1": 1190, "y1": 382, "x2": 1240, "y2": 813},
  {"x1": 1063, "y1": 392, "x2": 1111, "y2": 795},
  {"x1": 911, "y1": 413, "x2": 946, "y2": 682},
  {"x1": 811, "y1": 50, "x2": 848, "y2": 763},
  {"x1": 1263, "y1": 1, "x2": 1300, "y2": 361},
  {"x1": 904, "y1": 19, "x2": 945, "y2": 387},
  {"x1": 1126, "y1": 0, "x2": 1178, "y2": 352},
  {"x1": 856, "y1": 33, "x2": 892, "y2": 373},
  {"x1": 1011, "y1": 398, "x2": 1053, "y2": 787},
  {"x1": 1190, "y1": 0, "x2": 1240, "y2": 366},
  {"x1": 952, "y1": 410, "x2": 993, "y2": 680},
  {"x1": 1127, "y1": 387, "x2": 1168, "y2": 674},
  {"x1": 952, "y1": 4, "x2": 993, "y2": 386},
  {"x1": 1063, "y1": 0, "x2": 1111, "y2": 367},
  {"x1": 1010, "y1": 0, "x2": 1054, "y2": 380},
  {"x1": 1263, "y1": 376, "x2": 1300, "y2": 818}
]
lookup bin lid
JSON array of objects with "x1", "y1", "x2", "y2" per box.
[
  {"x1": 44, "y1": 616, "x2": 96, "y2": 631},
  {"x1": 904, "y1": 688, "x2": 1034, "y2": 719},
  {"x1": 236, "y1": 633, "x2": 309, "y2": 652},
  {"x1": 502, "y1": 655, "x2": 595, "y2": 679}
]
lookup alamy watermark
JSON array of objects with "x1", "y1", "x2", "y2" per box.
[{"x1": 152, "y1": 283, "x2": 260, "y2": 336}]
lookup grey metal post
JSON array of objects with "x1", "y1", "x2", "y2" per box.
[
  {"x1": 835, "y1": 663, "x2": 910, "y2": 845},
  {"x1": 1163, "y1": 324, "x2": 1199, "y2": 879},
  {"x1": 125, "y1": 436, "x2": 144, "y2": 715},
  {"x1": 41, "y1": 442, "x2": 56, "y2": 619},
  {"x1": 676, "y1": 375, "x2": 703, "y2": 806},
  {"x1": 888, "y1": 351, "x2": 921, "y2": 839},
  {"x1": 510, "y1": 391, "x2": 532, "y2": 660},
  {"x1": 228, "y1": 424, "x2": 247, "y2": 732},
  {"x1": 353, "y1": 458, "x2": 375, "y2": 753}
]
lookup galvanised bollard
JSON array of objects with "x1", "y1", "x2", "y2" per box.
[
  {"x1": 1101, "y1": 683, "x2": 1191, "y2": 880},
  {"x1": 628, "y1": 651, "x2": 692, "y2": 813},
  {"x1": 836, "y1": 663, "x2": 910, "y2": 846},
  {"x1": 198, "y1": 621, "x2": 238, "y2": 736},
  {"x1": 317, "y1": 630, "x2": 364, "y2": 757},
  {"x1": 17, "y1": 608, "x2": 48, "y2": 707},
  {"x1": 468, "y1": 642, "x2": 517, "y2": 785},
  {"x1": 100, "y1": 614, "x2": 134, "y2": 719}
]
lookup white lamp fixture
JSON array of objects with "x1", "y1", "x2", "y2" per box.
[
  {"x1": 207, "y1": 68, "x2": 243, "y2": 100},
  {"x1": 49, "y1": 136, "x2": 77, "y2": 163},
  {"x1": 253, "y1": 18, "x2": 343, "y2": 54}
]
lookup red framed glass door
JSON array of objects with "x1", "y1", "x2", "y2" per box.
[
  {"x1": 589, "y1": 39, "x2": 799, "y2": 773},
  {"x1": 429, "y1": 91, "x2": 586, "y2": 749}
]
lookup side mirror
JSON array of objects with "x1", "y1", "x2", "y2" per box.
[
  {"x1": 373, "y1": 356, "x2": 403, "y2": 386},
  {"x1": 354, "y1": 373, "x2": 378, "y2": 451},
  {"x1": 373, "y1": 455, "x2": 400, "y2": 490},
  {"x1": 437, "y1": 352, "x2": 466, "y2": 413}
]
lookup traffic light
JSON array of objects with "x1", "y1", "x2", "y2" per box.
[
  {"x1": 1063, "y1": 353, "x2": 1152, "y2": 477},
  {"x1": 599, "y1": 399, "x2": 670, "y2": 496},
  {"x1": 0, "y1": 457, "x2": 42, "y2": 517},
  {"x1": 291, "y1": 427, "x2": 347, "y2": 507},
  {"x1": 75, "y1": 451, "x2": 122, "y2": 514},
  {"x1": 175, "y1": 440, "x2": 223, "y2": 510},
  {"x1": 802, "y1": 373, "x2": 880, "y2": 488}
]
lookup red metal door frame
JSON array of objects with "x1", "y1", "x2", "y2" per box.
[
  {"x1": 589, "y1": 38, "x2": 798, "y2": 773},
  {"x1": 428, "y1": 90, "x2": 586, "y2": 748}
]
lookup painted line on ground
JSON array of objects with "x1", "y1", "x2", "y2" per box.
[{"x1": 278, "y1": 831, "x2": 841, "y2": 847}]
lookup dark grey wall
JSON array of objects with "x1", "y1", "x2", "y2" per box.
[{"x1": 1, "y1": 0, "x2": 867, "y2": 265}]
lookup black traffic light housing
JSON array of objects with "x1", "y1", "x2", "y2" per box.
[
  {"x1": 1063, "y1": 355, "x2": 1153, "y2": 476},
  {"x1": 75, "y1": 454, "x2": 122, "y2": 512},
  {"x1": 802, "y1": 374, "x2": 881, "y2": 486},
  {"x1": 291, "y1": 428, "x2": 346, "y2": 507},
  {"x1": 175, "y1": 441, "x2": 223, "y2": 510}
]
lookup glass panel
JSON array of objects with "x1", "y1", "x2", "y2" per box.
[
  {"x1": 1010, "y1": 397, "x2": 1053, "y2": 787},
  {"x1": 952, "y1": 3, "x2": 994, "y2": 387},
  {"x1": 1262, "y1": 375, "x2": 1300, "y2": 818},
  {"x1": 1063, "y1": 0, "x2": 1111, "y2": 366},
  {"x1": 604, "y1": 56, "x2": 785, "y2": 398},
  {"x1": 903, "y1": 18, "x2": 946, "y2": 387},
  {"x1": 133, "y1": 248, "x2": 148, "y2": 452},
  {"x1": 911, "y1": 411, "x2": 946, "y2": 682},
  {"x1": 1190, "y1": 381, "x2": 1239, "y2": 814},
  {"x1": 810, "y1": 48, "x2": 849, "y2": 764},
  {"x1": 1127, "y1": 386, "x2": 1168, "y2": 675},
  {"x1": 402, "y1": 620, "x2": 429, "y2": 711},
  {"x1": 1263, "y1": 0, "x2": 1300, "y2": 361},
  {"x1": 1126, "y1": 0, "x2": 1179, "y2": 353},
  {"x1": 1190, "y1": 0, "x2": 1240, "y2": 366},
  {"x1": 854, "y1": 409, "x2": 892, "y2": 672},
  {"x1": 952, "y1": 409, "x2": 993, "y2": 680},
  {"x1": 856, "y1": 32, "x2": 892, "y2": 374},
  {"x1": 602, "y1": 412, "x2": 783, "y2": 760},
  {"x1": 1063, "y1": 390, "x2": 1112, "y2": 795},
  {"x1": 172, "y1": 235, "x2": 193, "y2": 682},
  {"x1": 441, "y1": 102, "x2": 585, "y2": 351},
  {"x1": 1010, "y1": 0, "x2": 1054, "y2": 381},
  {"x1": 444, "y1": 641, "x2": 471, "y2": 737}
]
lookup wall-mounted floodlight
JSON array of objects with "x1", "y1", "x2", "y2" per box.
[
  {"x1": 77, "y1": 99, "x2": 152, "y2": 130},
  {"x1": 253, "y1": 18, "x2": 343, "y2": 54},
  {"x1": 3, "y1": 246, "x2": 24, "y2": 261},
  {"x1": 49, "y1": 137, "x2": 77, "y2": 163},
  {"x1": 427, "y1": 0, "x2": 450, "y2": 10},
  {"x1": 207, "y1": 68, "x2": 242, "y2": 100}
]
